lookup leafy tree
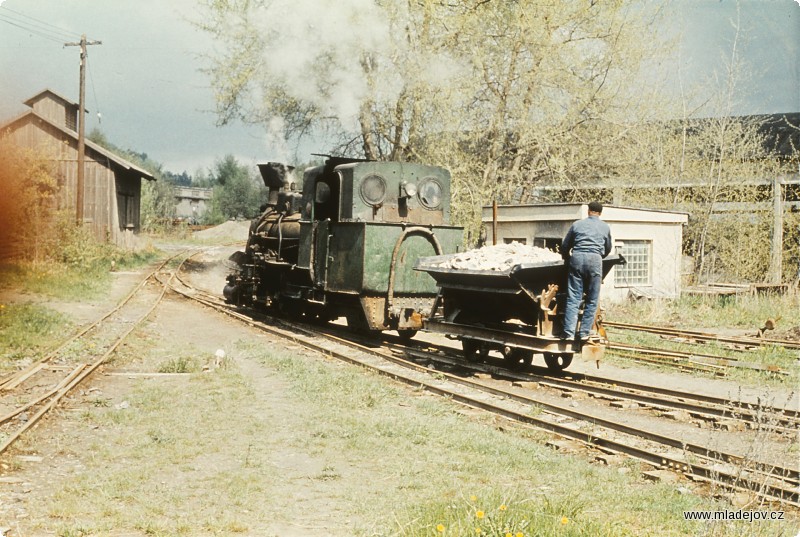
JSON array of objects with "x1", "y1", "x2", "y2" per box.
[
  {"x1": 0, "y1": 140, "x2": 58, "y2": 263},
  {"x1": 140, "y1": 177, "x2": 178, "y2": 232},
  {"x1": 197, "y1": 1, "x2": 795, "y2": 284},
  {"x1": 197, "y1": 0, "x2": 668, "y2": 237},
  {"x1": 164, "y1": 170, "x2": 193, "y2": 186},
  {"x1": 203, "y1": 155, "x2": 266, "y2": 224}
]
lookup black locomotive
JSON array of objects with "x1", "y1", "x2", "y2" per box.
[{"x1": 223, "y1": 157, "x2": 464, "y2": 338}]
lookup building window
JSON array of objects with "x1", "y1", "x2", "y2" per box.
[
  {"x1": 65, "y1": 109, "x2": 76, "y2": 131},
  {"x1": 615, "y1": 240, "x2": 651, "y2": 286},
  {"x1": 533, "y1": 237, "x2": 561, "y2": 252},
  {"x1": 503, "y1": 237, "x2": 526, "y2": 245}
]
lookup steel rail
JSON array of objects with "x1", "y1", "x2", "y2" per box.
[
  {"x1": 605, "y1": 321, "x2": 800, "y2": 350},
  {"x1": 169, "y1": 278, "x2": 800, "y2": 507},
  {"x1": 0, "y1": 364, "x2": 86, "y2": 426},
  {"x1": 397, "y1": 346, "x2": 800, "y2": 432},
  {"x1": 0, "y1": 364, "x2": 87, "y2": 454},
  {"x1": 607, "y1": 348, "x2": 728, "y2": 375},
  {"x1": 608, "y1": 342, "x2": 787, "y2": 375},
  {"x1": 384, "y1": 334, "x2": 800, "y2": 421}
]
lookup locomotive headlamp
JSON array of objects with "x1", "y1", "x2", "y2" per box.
[
  {"x1": 360, "y1": 174, "x2": 387, "y2": 206},
  {"x1": 417, "y1": 178, "x2": 443, "y2": 209},
  {"x1": 400, "y1": 181, "x2": 417, "y2": 198}
]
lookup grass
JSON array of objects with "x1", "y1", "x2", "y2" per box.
[
  {"x1": 0, "y1": 246, "x2": 160, "y2": 301},
  {"x1": 156, "y1": 354, "x2": 202, "y2": 373},
  {"x1": 0, "y1": 302, "x2": 69, "y2": 368},
  {"x1": 605, "y1": 293, "x2": 800, "y2": 334},
  {"x1": 604, "y1": 293, "x2": 800, "y2": 387}
]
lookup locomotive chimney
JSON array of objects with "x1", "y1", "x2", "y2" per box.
[{"x1": 257, "y1": 162, "x2": 295, "y2": 206}]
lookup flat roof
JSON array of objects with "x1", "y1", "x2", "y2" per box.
[{"x1": 481, "y1": 203, "x2": 688, "y2": 224}]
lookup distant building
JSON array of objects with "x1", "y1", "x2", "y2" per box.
[
  {"x1": 0, "y1": 89, "x2": 154, "y2": 244},
  {"x1": 482, "y1": 203, "x2": 689, "y2": 302},
  {"x1": 174, "y1": 186, "x2": 213, "y2": 223}
]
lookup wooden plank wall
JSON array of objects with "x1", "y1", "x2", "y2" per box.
[
  {"x1": 29, "y1": 98, "x2": 74, "y2": 130},
  {"x1": 4, "y1": 116, "x2": 123, "y2": 243}
]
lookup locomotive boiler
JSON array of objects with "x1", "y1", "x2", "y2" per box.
[{"x1": 223, "y1": 156, "x2": 464, "y2": 337}]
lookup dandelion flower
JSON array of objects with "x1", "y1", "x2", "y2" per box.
[
  {"x1": 470, "y1": 495, "x2": 477, "y2": 502},
  {"x1": 476, "y1": 510, "x2": 485, "y2": 519},
  {"x1": 516, "y1": 533, "x2": 524, "y2": 537},
  {"x1": 475, "y1": 529, "x2": 481, "y2": 535},
  {"x1": 499, "y1": 504, "x2": 507, "y2": 511},
  {"x1": 437, "y1": 523, "x2": 445, "y2": 532},
  {"x1": 560, "y1": 516, "x2": 569, "y2": 525},
  {"x1": 505, "y1": 533, "x2": 513, "y2": 537}
]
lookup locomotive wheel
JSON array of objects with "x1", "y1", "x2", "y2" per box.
[
  {"x1": 345, "y1": 311, "x2": 370, "y2": 334},
  {"x1": 397, "y1": 329, "x2": 418, "y2": 342},
  {"x1": 543, "y1": 353, "x2": 573, "y2": 371},
  {"x1": 306, "y1": 312, "x2": 330, "y2": 326}
]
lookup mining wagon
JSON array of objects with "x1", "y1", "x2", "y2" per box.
[{"x1": 415, "y1": 253, "x2": 624, "y2": 370}]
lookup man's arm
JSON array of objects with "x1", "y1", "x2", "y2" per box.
[
  {"x1": 603, "y1": 229, "x2": 612, "y2": 258},
  {"x1": 561, "y1": 226, "x2": 574, "y2": 260}
]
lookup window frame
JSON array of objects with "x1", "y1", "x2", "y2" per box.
[{"x1": 614, "y1": 239, "x2": 652, "y2": 287}]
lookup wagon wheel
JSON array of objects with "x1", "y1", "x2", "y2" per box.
[
  {"x1": 543, "y1": 353, "x2": 573, "y2": 371},
  {"x1": 462, "y1": 339, "x2": 490, "y2": 361},
  {"x1": 462, "y1": 339, "x2": 480, "y2": 361},
  {"x1": 502, "y1": 347, "x2": 532, "y2": 369},
  {"x1": 397, "y1": 329, "x2": 418, "y2": 342}
]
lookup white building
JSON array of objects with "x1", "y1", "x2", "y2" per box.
[{"x1": 482, "y1": 203, "x2": 689, "y2": 302}]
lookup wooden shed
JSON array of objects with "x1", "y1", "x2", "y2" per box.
[
  {"x1": 482, "y1": 203, "x2": 689, "y2": 302},
  {"x1": 0, "y1": 89, "x2": 154, "y2": 244}
]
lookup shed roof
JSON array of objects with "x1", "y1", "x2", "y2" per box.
[
  {"x1": 23, "y1": 88, "x2": 84, "y2": 111},
  {"x1": 0, "y1": 109, "x2": 153, "y2": 181}
]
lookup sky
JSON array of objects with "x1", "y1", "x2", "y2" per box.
[{"x1": 0, "y1": 0, "x2": 798, "y2": 176}]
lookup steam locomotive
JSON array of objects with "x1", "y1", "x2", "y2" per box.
[{"x1": 223, "y1": 156, "x2": 464, "y2": 338}]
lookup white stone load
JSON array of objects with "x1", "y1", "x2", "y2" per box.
[{"x1": 425, "y1": 242, "x2": 562, "y2": 271}]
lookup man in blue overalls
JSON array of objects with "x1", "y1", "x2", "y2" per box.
[{"x1": 560, "y1": 201, "x2": 612, "y2": 344}]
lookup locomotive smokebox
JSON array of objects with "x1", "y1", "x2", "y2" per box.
[{"x1": 258, "y1": 162, "x2": 296, "y2": 205}]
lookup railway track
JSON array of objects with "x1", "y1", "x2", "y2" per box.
[
  {"x1": 605, "y1": 320, "x2": 800, "y2": 351},
  {"x1": 607, "y1": 341, "x2": 789, "y2": 376},
  {"x1": 388, "y1": 340, "x2": 800, "y2": 434},
  {"x1": 0, "y1": 250, "x2": 197, "y2": 456},
  {"x1": 170, "y1": 271, "x2": 800, "y2": 508},
  {"x1": 601, "y1": 322, "x2": 797, "y2": 376}
]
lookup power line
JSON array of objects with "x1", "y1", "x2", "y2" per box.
[
  {"x1": 88, "y1": 61, "x2": 102, "y2": 125},
  {"x1": 0, "y1": 5, "x2": 82, "y2": 41},
  {"x1": 0, "y1": 14, "x2": 66, "y2": 44}
]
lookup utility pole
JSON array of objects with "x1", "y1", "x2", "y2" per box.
[
  {"x1": 64, "y1": 34, "x2": 101, "y2": 226},
  {"x1": 769, "y1": 175, "x2": 784, "y2": 284}
]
